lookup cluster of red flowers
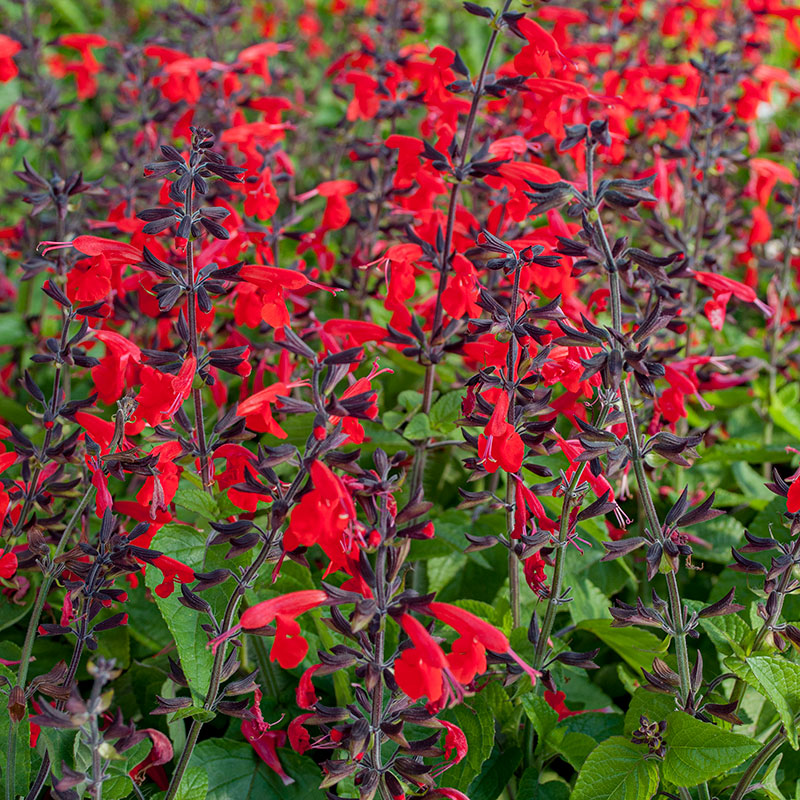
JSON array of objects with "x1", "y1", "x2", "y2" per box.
[{"x1": 2, "y1": 0, "x2": 800, "y2": 797}]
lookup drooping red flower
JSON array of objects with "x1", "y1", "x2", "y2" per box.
[
  {"x1": 477, "y1": 393, "x2": 524, "y2": 474},
  {"x1": 394, "y1": 614, "x2": 449, "y2": 704},
  {"x1": 147, "y1": 556, "x2": 195, "y2": 599},
  {"x1": 242, "y1": 725, "x2": 294, "y2": 786}
]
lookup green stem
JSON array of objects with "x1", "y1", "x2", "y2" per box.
[
  {"x1": 594, "y1": 166, "x2": 691, "y2": 702},
  {"x1": 730, "y1": 719, "x2": 794, "y2": 800},
  {"x1": 6, "y1": 485, "x2": 94, "y2": 800}
]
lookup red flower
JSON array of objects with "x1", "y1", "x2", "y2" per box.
[
  {"x1": 0, "y1": 548, "x2": 18, "y2": 580},
  {"x1": 394, "y1": 614, "x2": 450, "y2": 704},
  {"x1": 147, "y1": 555, "x2": 195, "y2": 599},
  {"x1": 788, "y1": 477, "x2": 800, "y2": 514},
  {"x1": 283, "y1": 460, "x2": 360, "y2": 575},
  {"x1": 296, "y1": 664, "x2": 321, "y2": 709},
  {"x1": 477, "y1": 393, "x2": 524, "y2": 474},
  {"x1": 0, "y1": 35, "x2": 22, "y2": 83},
  {"x1": 242, "y1": 725, "x2": 294, "y2": 786},
  {"x1": 234, "y1": 590, "x2": 328, "y2": 669}
]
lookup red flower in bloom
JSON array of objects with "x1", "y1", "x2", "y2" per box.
[
  {"x1": 513, "y1": 17, "x2": 567, "y2": 77},
  {"x1": 385, "y1": 134, "x2": 425, "y2": 188},
  {"x1": 243, "y1": 726, "x2": 293, "y2": 785},
  {"x1": 239, "y1": 264, "x2": 335, "y2": 328},
  {"x1": 523, "y1": 552, "x2": 548, "y2": 598},
  {"x1": 48, "y1": 34, "x2": 107, "y2": 99},
  {"x1": 134, "y1": 358, "x2": 195, "y2": 428},
  {"x1": 283, "y1": 460, "x2": 360, "y2": 575},
  {"x1": 394, "y1": 614, "x2": 450, "y2": 704},
  {"x1": 296, "y1": 180, "x2": 359, "y2": 231},
  {"x1": 0, "y1": 36, "x2": 22, "y2": 83},
  {"x1": 427, "y1": 602, "x2": 539, "y2": 684},
  {"x1": 288, "y1": 713, "x2": 313, "y2": 754},
  {"x1": 440, "y1": 720, "x2": 468, "y2": 765},
  {"x1": 788, "y1": 477, "x2": 800, "y2": 514},
  {"x1": 694, "y1": 270, "x2": 772, "y2": 330},
  {"x1": 296, "y1": 664, "x2": 321, "y2": 709},
  {"x1": 129, "y1": 729, "x2": 173, "y2": 789},
  {"x1": 148, "y1": 556, "x2": 195, "y2": 599},
  {"x1": 477, "y1": 393, "x2": 524, "y2": 474},
  {"x1": 0, "y1": 548, "x2": 18, "y2": 580},
  {"x1": 544, "y1": 690, "x2": 592, "y2": 721},
  {"x1": 221, "y1": 590, "x2": 328, "y2": 669}
]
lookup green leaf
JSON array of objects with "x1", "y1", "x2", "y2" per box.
[
  {"x1": 191, "y1": 738, "x2": 322, "y2": 799},
  {"x1": 404, "y1": 412, "x2": 432, "y2": 440},
  {"x1": 662, "y1": 711, "x2": 760, "y2": 785},
  {"x1": 430, "y1": 390, "x2": 466, "y2": 429},
  {"x1": 571, "y1": 737, "x2": 659, "y2": 800},
  {"x1": 624, "y1": 688, "x2": 677, "y2": 736},
  {"x1": 745, "y1": 656, "x2": 800, "y2": 748},
  {"x1": 169, "y1": 705, "x2": 216, "y2": 723},
  {"x1": 577, "y1": 619, "x2": 669, "y2": 673},
  {"x1": 468, "y1": 745, "x2": 522, "y2": 800},
  {"x1": 0, "y1": 661, "x2": 29, "y2": 796},
  {"x1": 518, "y1": 770, "x2": 570, "y2": 800},
  {"x1": 761, "y1": 754, "x2": 788, "y2": 800},
  {"x1": 521, "y1": 694, "x2": 559, "y2": 750},
  {"x1": 442, "y1": 699, "x2": 495, "y2": 791},
  {"x1": 398, "y1": 389, "x2": 423, "y2": 411},
  {"x1": 175, "y1": 765, "x2": 209, "y2": 800},
  {"x1": 173, "y1": 486, "x2": 220, "y2": 520},
  {"x1": 569, "y1": 579, "x2": 610, "y2": 624}
]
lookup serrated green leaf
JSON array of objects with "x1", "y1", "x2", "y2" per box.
[
  {"x1": 404, "y1": 412, "x2": 432, "y2": 440},
  {"x1": 571, "y1": 737, "x2": 659, "y2": 800},
  {"x1": 398, "y1": 389, "x2": 423, "y2": 411},
  {"x1": 662, "y1": 711, "x2": 760, "y2": 785},
  {"x1": 430, "y1": 390, "x2": 466, "y2": 428},
  {"x1": 175, "y1": 765, "x2": 209, "y2": 800},
  {"x1": 173, "y1": 486, "x2": 220, "y2": 520},
  {"x1": 443, "y1": 699, "x2": 495, "y2": 791},
  {"x1": 745, "y1": 657, "x2": 800, "y2": 748},
  {"x1": 522, "y1": 693, "x2": 559, "y2": 748}
]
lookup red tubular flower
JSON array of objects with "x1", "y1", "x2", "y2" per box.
[
  {"x1": 288, "y1": 713, "x2": 313, "y2": 754},
  {"x1": 242, "y1": 725, "x2": 294, "y2": 785},
  {"x1": 328, "y1": 362, "x2": 392, "y2": 444},
  {"x1": 694, "y1": 270, "x2": 772, "y2": 328},
  {"x1": 440, "y1": 720, "x2": 467, "y2": 765},
  {"x1": 296, "y1": 664, "x2": 321, "y2": 709},
  {"x1": 234, "y1": 590, "x2": 328, "y2": 669},
  {"x1": 427, "y1": 601, "x2": 539, "y2": 684},
  {"x1": 523, "y1": 553, "x2": 548, "y2": 598},
  {"x1": 788, "y1": 478, "x2": 800, "y2": 514},
  {"x1": 0, "y1": 548, "x2": 18, "y2": 580},
  {"x1": 129, "y1": 729, "x2": 173, "y2": 789},
  {"x1": 283, "y1": 460, "x2": 359, "y2": 575},
  {"x1": 394, "y1": 614, "x2": 449, "y2": 704},
  {"x1": 0, "y1": 36, "x2": 21, "y2": 83},
  {"x1": 477, "y1": 393, "x2": 524, "y2": 474},
  {"x1": 148, "y1": 555, "x2": 195, "y2": 599}
]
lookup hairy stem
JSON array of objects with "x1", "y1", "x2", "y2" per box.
[
  {"x1": 730, "y1": 718, "x2": 795, "y2": 800},
  {"x1": 592, "y1": 156, "x2": 691, "y2": 701}
]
